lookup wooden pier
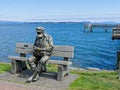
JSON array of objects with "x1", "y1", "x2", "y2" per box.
[
  {"x1": 84, "y1": 23, "x2": 120, "y2": 32},
  {"x1": 112, "y1": 26, "x2": 120, "y2": 40}
]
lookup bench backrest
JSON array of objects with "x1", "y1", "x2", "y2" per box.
[{"x1": 16, "y1": 43, "x2": 74, "y2": 58}]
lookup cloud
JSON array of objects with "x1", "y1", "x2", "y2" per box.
[{"x1": 0, "y1": 16, "x2": 120, "y2": 22}]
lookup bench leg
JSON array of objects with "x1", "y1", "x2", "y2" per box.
[
  {"x1": 11, "y1": 60, "x2": 19, "y2": 74},
  {"x1": 11, "y1": 60, "x2": 27, "y2": 74},
  {"x1": 11, "y1": 60, "x2": 16, "y2": 74},
  {"x1": 57, "y1": 65, "x2": 64, "y2": 81},
  {"x1": 57, "y1": 65, "x2": 70, "y2": 81},
  {"x1": 63, "y1": 65, "x2": 70, "y2": 76}
]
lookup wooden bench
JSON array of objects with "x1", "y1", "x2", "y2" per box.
[{"x1": 8, "y1": 43, "x2": 74, "y2": 81}]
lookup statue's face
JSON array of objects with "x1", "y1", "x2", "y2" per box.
[{"x1": 37, "y1": 30, "x2": 44, "y2": 37}]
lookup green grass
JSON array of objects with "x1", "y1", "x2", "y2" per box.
[
  {"x1": 46, "y1": 63, "x2": 58, "y2": 72},
  {"x1": 69, "y1": 70, "x2": 120, "y2": 90},
  {"x1": 0, "y1": 63, "x2": 120, "y2": 90},
  {"x1": 0, "y1": 63, "x2": 11, "y2": 73}
]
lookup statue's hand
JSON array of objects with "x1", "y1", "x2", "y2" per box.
[
  {"x1": 39, "y1": 48, "x2": 45, "y2": 51},
  {"x1": 33, "y1": 46, "x2": 38, "y2": 50},
  {"x1": 37, "y1": 48, "x2": 42, "y2": 51},
  {"x1": 33, "y1": 46, "x2": 45, "y2": 51},
  {"x1": 36, "y1": 48, "x2": 45, "y2": 51}
]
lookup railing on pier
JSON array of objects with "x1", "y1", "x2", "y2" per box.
[{"x1": 84, "y1": 23, "x2": 120, "y2": 32}]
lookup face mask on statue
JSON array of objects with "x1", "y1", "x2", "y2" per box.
[
  {"x1": 37, "y1": 32, "x2": 44, "y2": 38},
  {"x1": 38, "y1": 34, "x2": 43, "y2": 37}
]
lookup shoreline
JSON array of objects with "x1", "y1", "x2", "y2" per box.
[{"x1": 0, "y1": 62, "x2": 116, "y2": 72}]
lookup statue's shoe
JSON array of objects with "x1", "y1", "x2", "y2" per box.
[
  {"x1": 32, "y1": 75, "x2": 39, "y2": 82},
  {"x1": 26, "y1": 76, "x2": 34, "y2": 83}
]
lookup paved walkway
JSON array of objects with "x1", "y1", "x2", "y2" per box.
[
  {"x1": 0, "y1": 70, "x2": 78, "y2": 90},
  {"x1": 0, "y1": 80, "x2": 38, "y2": 90}
]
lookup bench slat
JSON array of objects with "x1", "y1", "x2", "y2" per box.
[
  {"x1": 53, "y1": 46, "x2": 74, "y2": 52},
  {"x1": 48, "y1": 60, "x2": 71, "y2": 65},
  {"x1": 8, "y1": 56, "x2": 28, "y2": 61},
  {"x1": 16, "y1": 43, "x2": 33, "y2": 49},
  {"x1": 15, "y1": 48, "x2": 74, "y2": 58},
  {"x1": 8, "y1": 56, "x2": 72, "y2": 65},
  {"x1": 16, "y1": 48, "x2": 33, "y2": 54},
  {"x1": 52, "y1": 51, "x2": 74, "y2": 58},
  {"x1": 16, "y1": 43, "x2": 74, "y2": 57},
  {"x1": 16, "y1": 43, "x2": 74, "y2": 52}
]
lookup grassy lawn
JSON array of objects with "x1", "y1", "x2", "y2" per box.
[
  {"x1": 0, "y1": 63, "x2": 120, "y2": 90},
  {"x1": 69, "y1": 70, "x2": 120, "y2": 90}
]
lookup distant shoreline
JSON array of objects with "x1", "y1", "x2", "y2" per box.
[
  {"x1": 0, "y1": 20, "x2": 120, "y2": 25},
  {"x1": 1, "y1": 16, "x2": 120, "y2": 23}
]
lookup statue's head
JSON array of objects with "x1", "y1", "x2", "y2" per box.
[{"x1": 36, "y1": 26, "x2": 45, "y2": 37}]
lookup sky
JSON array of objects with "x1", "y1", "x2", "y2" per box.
[{"x1": 0, "y1": 0, "x2": 120, "y2": 22}]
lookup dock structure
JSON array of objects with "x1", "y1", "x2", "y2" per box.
[
  {"x1": 112, "y1": 26, "x2": 120, "y2": 40},
  {"x1": 84, "y1": 23, "x2": 120, "y2": 32}
]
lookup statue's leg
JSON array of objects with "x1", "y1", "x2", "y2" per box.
[
  {"x1": 27, "y1": 61, "x2": 42, "y2": 82},
  {"x1": 27, "y1": 56, "x2": 36, "y2": 70},
  {"x1": 33, "y1": 56, "x2": 49, "y2": 81},
  {"x1": 32, "y1": 56, "x2": 49, "y2": 81},
  {"x1": 27, "y1": 56, "x2": 49, "y2": 82},
  {"x1": 40, "y1": 55, "x2": 49, "y2": 72},
  {"x1": 42, "y1": 62, "x2": 47, "y2": 72}
]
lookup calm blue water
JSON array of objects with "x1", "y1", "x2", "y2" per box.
[{"x1": 0, "y1": 22, "x2": 120, "y2": 70}]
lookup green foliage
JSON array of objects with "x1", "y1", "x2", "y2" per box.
[{"x1": 0, "y1": 63, "x2": 11, "y2": 73}]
